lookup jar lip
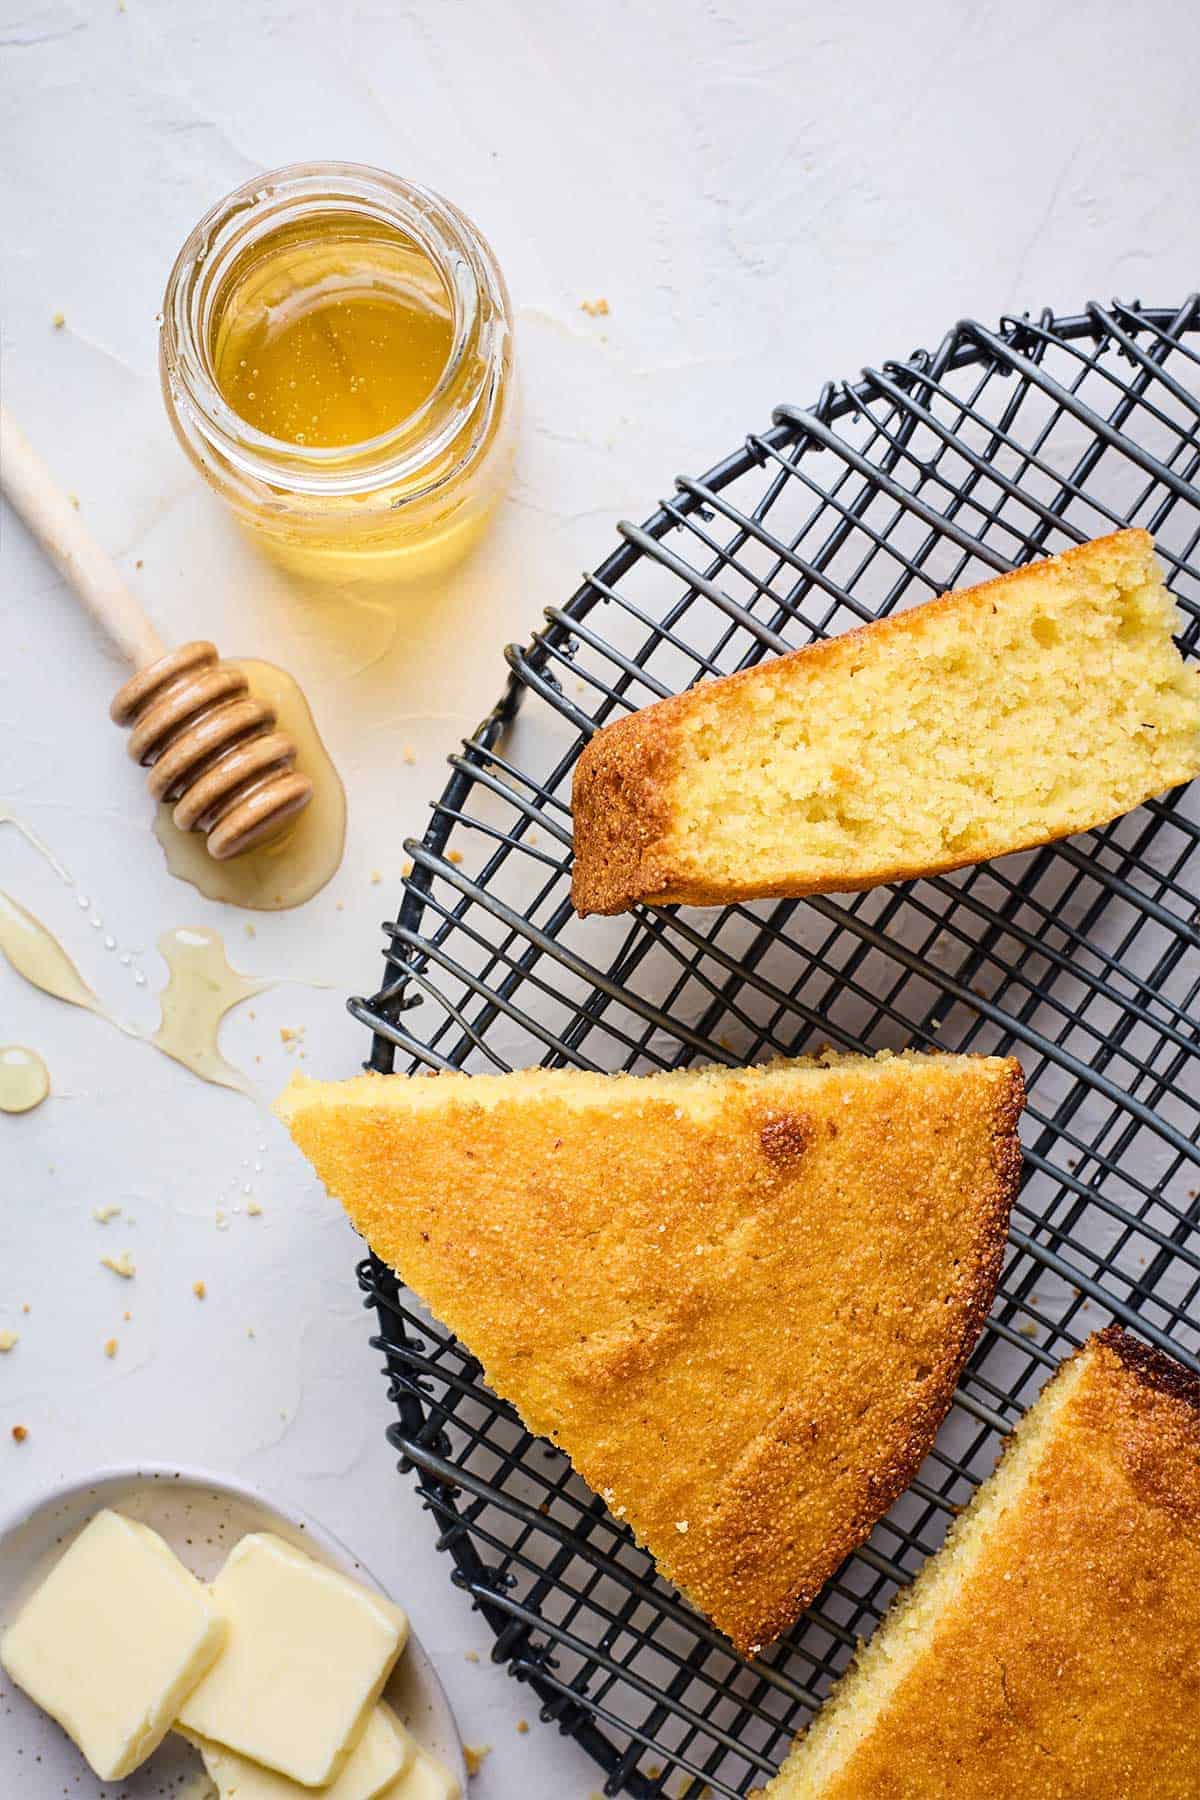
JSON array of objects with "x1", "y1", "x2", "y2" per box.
[{"x1": 161, "y1": 161, "x2": 508, "y2": 497}]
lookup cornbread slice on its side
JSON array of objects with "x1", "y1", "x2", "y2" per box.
[
  {"x1": 757, "y1": 1326, "x2": 1200, "y2": 1799},
  {"x1": 571, "y1": 529, "x2": 1200, "y2": 915},
  {"x1": 277, "y1": 1051, "x2": 1023, "y2": 1654}
]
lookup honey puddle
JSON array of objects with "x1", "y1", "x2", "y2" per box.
[
  {"x1": 151, "y1": 927, "x2": 272, "y2": 1096},
  {"x1": 154, "y1": 659, "x2": 345, "y2": 912},
  {"x1": 0, "y1": 1045, "x2": 50, "y2": 1114},
  {"x1": 0, "y1": 889, "x2": 106, "y2": 1019},
  {"x1": 0, "y1": 895, "x2": 277, "y2": 1100}
]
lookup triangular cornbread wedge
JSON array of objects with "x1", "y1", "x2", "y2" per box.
[
  {"x1": 278, "y1": 1051, "x2": 1022, "y2": 1654},
  {"x1": 758, "y1": 1325, "x2": 1200, "y2": 1797},
  {"x1": 571, "y1": 529, "x2": 1200, "y2": 914}
]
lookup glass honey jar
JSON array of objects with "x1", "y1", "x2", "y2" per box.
[{"x1": 160, "y1": 162, "x2": 515, "y2": 581}]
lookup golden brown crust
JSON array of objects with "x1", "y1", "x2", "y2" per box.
[
  {"x1": 1095, "y1": 1320, "x2": 1200, "y2": 1411},
  {"x1": 279, "y1": 1052, "x2": 1023, "y2": 1655},
  {"x1": 762, "y1": 1324, "x2": 1200, "y2": 1796},
  {"x1": 570, "y1": 705, "x2": 684, "y2": 917},
  {"x1": 570, "y1": 530, "x2": 1165, "y2": 915}
]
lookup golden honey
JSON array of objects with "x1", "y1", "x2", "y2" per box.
[
  {"x1": 161, "y1": 164, "x2": 515, "y2": 581},
  {"x1": 209, "y1": 216, "x2": 455, "y2": 449}
]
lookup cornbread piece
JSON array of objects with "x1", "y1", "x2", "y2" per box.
[
  {"x1": 178, "y1": 1533, "x2": 408, "y2": 1787},
  {"x1": 277, "y1": 1051, "x2": 1023, "y2": 1654},
  {"x1": 757, "y1": 1327, "x2": 1200, "y2": 1797},
  {"x1": 0, "y1": 1509, "x2": 224, "y2": 1781},
  {"x1": 571, "y1": 529, "x2": 1200, "y2": 914},
  {"x1": 184, "y1": 1700, "x2": 414, "y2": 1800}
]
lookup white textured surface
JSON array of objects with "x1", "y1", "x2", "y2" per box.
[{"x1": 1, "y1": 3, "x2": 1198, "y2": 1795}]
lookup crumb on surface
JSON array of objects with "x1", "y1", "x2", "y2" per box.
[
  {"x1": 93, "y1": 1203, "x2": 121, "y2": 1223},
  {"x1": 447, "y1": 849, "x2": 463, "y2": 865},
  {"x1": 464, "y1": 1649, "x2": 479, "y2": 1663},
  {"x1": 0, "y1": 1331, "x2": 18, "y2": 1352},
  {"x1": 104, "y1": 1337, "x2": 118, "y2": 1358},
  {"x1": 402, "y1": 859, "x2": 413, "y2": 878},
  {"x1": 516, "y1": 1718, "x2": 528, "y2": 1734},
  {"x1": 11, "y1": 1424, "x2": 28, "y2": 1443},
  {"x1": 52, "y1": 310, "x2": 65, "y2": 328},
  {"x1": 100, "y1": 1251, "x2": 135, "y2": 1279},
  {"x1": 402, "y1": 744, "x2": 416, "y2": 764},
  {"x1": 370, "y1": 870, "x2": 382, "y2": 884},
  {"x1": 245, "y1": 923, "x2": 256, "y2": 938},
  {"x1": 246, "y1": 1199, "x2": 263, "y2": 1217},
  {"x1": 192, "y1": 1279, "x2": 206, "y2": 1300},
  {"x1": 581, "y1": 297, "x2": 610, "y2": 316},
  {"x1": 464, "y1": 1745, "x2": 491, "y2": 1777}
]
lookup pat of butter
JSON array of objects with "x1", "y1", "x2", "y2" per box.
[
  {"x1": 393, "y1": 1746, "x2": 463, "y2": 1800},
  {"x1": 185, "y1": 1700, "x2": 413, "y2": 1800},
  {"x1": 178, "y1": 1532, "x2": 408, "y2": 1787},
  {"x1": 0, "y1": 1509, "x2": 225, "y2": 1781}
]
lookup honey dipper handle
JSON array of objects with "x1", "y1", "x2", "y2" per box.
[{"x1": 0, "y1": 405, "x2": 165, "y2": 669}]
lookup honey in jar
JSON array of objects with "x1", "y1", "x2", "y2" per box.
[
  {"x1": 210, "y1": 215, "x2": 455, "y2": 450},
  {"x1": 160, "y1": 164, "x2": 515, "y2": 581}
]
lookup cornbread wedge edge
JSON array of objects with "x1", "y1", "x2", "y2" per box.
[
  {"x1": 571, "y1": 529, "x2": 1200, "y2": 915},
  {"x1": 278, "y1": 1051, "x2": 1023, "y2": 1654},
  {"x1": 756, "y1": 1324, "x2": 1200, "y2": 1797}
]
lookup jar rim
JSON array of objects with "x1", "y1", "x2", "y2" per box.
[{"x1": 160, "y1": 161, "x2": 509, "y2": 499}]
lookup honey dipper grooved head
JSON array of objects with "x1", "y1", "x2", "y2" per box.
[{"x1": 111, "y1": 642, "x2": 313, "y2": 861}]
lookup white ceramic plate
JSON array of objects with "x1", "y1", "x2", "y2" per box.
[{"x1": 0, "y1": 1465, "x2": 466, "y2": 1799}]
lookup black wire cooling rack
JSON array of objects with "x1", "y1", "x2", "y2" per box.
[{"x1": 351, "y1": 299, "x2": 1200, "y2": 1798}]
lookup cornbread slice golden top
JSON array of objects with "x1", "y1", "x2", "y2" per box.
[
  {"x1": 571, "y1": 529, "x2": 1200, "y2": 915},
  {"x1": 758, "y1": 1326, "x2": 1200, "y2": 1798},
  {"x1": 277, "y1": 1051, "x2": 1023, "y2": 1654}
]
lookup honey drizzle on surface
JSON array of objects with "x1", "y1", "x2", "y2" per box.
[
  {"x1": 150, "y1": 927, "x2": 271, "y2": 1096},
  {"x1": 0, "y1": 892, "x2": 273, "y2": 1100},
  {"x1": 0, "y1": 807, "x2": 72, "y2": 884},
  {"x1": 0, "y1": 1045, "x2": 50, "y2": 1114},
  {"x1": 0, "y1": 889, "x2": 104, "y2": 1017}
]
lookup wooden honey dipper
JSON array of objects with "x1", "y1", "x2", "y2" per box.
[{"x1": 0, "y1": 406, "x2": 313, "y2": 859}]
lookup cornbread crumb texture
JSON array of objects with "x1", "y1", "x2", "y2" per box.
[
  {"x1": 760, "y1": 1326, "x2": 1200, "y2": 1797},
  {"x1": 278, "y1": 1051, "x2": 1023, "y2": 1653},
  {"x1": 571, "y1": 530, "x2": 1200, "y2": 913}
]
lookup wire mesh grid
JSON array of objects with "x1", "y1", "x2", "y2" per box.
[{"x1": 351, "y1": 298, "x2": 1200, "y2": 1798}]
